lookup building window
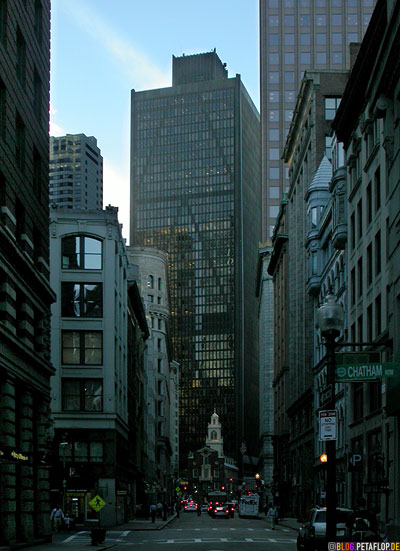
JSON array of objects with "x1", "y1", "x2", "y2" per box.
[
  {"x1": 269, "y1": 34, "x2": 279, "y2": 46},
  {"x1": 374, "y1": 168, "x2": 381, "y2": 212},
  {"x1": 285, "y1": 71, "x2": 295, "y2": 83},
  {"x1": 269, "y1": 148, "x2": 279, "y2": 160},
  {"x1": 332, "y1": 32, "x2": 342, "y2": 45},
  {"x1": 300, "y1": 16, "x2": 310, "y2": 28},
  {"x1": 0, "y1": 0, "x2": 7, "y2": 47},
  {"x1": 60, "y1": 441, "x2": 104, "y2": 463},
  {"x1": 367, "y1": 244, "x2": 372, "y2": 286},
  {"x1": 367, "y1": 182, "x2": 372, "y2": 225},
  {"x1": 351, "y1": 267, "x2": 355, "y2": 306},
  {"x1": 332, "y1": 14, "x2": 342, "y2": 26},
  {"x1": 62, "y1": 379, "x2": 103, "y2": 411},
  {"x1": 269, "y1": 128, "x2": 279, "y2": 141},
  {"x1": 269, "y1": 169, "x2": 280, "y2": 181},
  {"x1": 269, "y1": 109, "x2": 279, "y2": 121},
  {"x1": 269, "y1": 72, "x2": 279, "y2": 83},
  {"x1": 33, "y1": 68, "x2": 42, "y2": 122},
  {"x1": 316, "y1": 33, "x2": 326, "y2": 45},
  {"x1": 15, "y1": 112, "x2": 25, "y2": 171},
  {"x1": 62, "y1": 330, "x2": 103, "y2": 365},
  {"x1": 269, "y1": 91, "x2": 279, "y2": 103},
  {"x1": 347, "y1": 14, "x2": 358, "y2": 26},
  {"x1": 33, "y1": 147, "x2": 42, "y2": 198},
  {"x1": 357, "y1": 199, "x2": 363, "y2": 239},
  {"x1": 375, "y1": 294, "x2": 381, "y2": 336},
  {"x1": 284, "y1": 15, "x2": 294, "y2": 26},
  {"x1": 332, "y1": 52, "x2": 342, "y2": 64},
  {"x1": 268, "y1": 15, "x2": 279, "y2": 27},
  {"x1": 300, "y1": 52, "x2": 311, "y2": 64},
  {"x1": 61, "y1": 235, "x2": 102, "y2": 269},
  {"x1": 325, "y1": 136, "x2": 333, "y2": 160},
  {"x1": 193, "y1": 468, "x2": 199, "y2": 478},
  {"x1": 34, "y1": 0, "x2": 42, "y2": 43},
  {"x1": 158, "y1": 277, "x2": 162, "y2": 290},
  {"x1": 316, "y1": 52, "x2": 327, "y2": 65},
  {"x1": 269, "y1": 53, "x2": 279, "y2": 65},
  {"x1": 147, "y1": 275, "x2": 154, "y2": 288},
  {"x1": 325, "y1": 97, "x2": 341, "y2": 120},
  {"x1": 16, "y1": 26, "x2": 26, "y2": 88},
  {"x1": 357, "y1": 258, "x2": 363, "y2": 297},
  {"x1": 61, "y1": 283, "x2": 103, "y2": 318},
  {"x1": 316, "y1": 14, "x2": 326, "y2": 26},
  {"x1": 284, "y1": 34, "x2": 295, "y2": 46},
  {"x1": 375, "y1": 230, "x2": 381, "y2": 275},
  {"x1": 0, "y1": 78, "x2": 5, "y2": 139}
]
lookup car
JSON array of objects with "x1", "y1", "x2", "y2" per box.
[
  {"x1": 201, "y1": 503, "x2": 209, "y2": 512},
  {"x1": 226, "y1": 502, "x2": 236, "y2": 518},
  {"x1": 184, "y1": 500, "x2": 198, "y2": 512},
  {"x1": 297, "y1": 507, "x2": 353, "y2": 550},
  {"x1": 211, "y1": 504, "x2": 230, "y2": 519}
]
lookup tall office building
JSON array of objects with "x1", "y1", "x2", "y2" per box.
[
  {"x1": 130, "y1": 51, "x2": 261, "y2": 465},
  {"x1": 259, "y1": 0, "x2": 375, "y2": 239},
  {"x1": 0, "y1": 0, "x2": 56, "y2": 546},
  {"x1": 49, "y1": 133, "x2": 103, "y2": 210}
]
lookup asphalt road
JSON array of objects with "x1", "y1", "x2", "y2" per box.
[{"x1": 59, "y1": 512, "x2": 298, "y2": 550}]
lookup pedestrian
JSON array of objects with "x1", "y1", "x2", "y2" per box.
[
  {"x1": 150, "y1": 503, "x2": 157, "y2": 523},
  {"x1": 157, "y1": 501, "x2": 163, "y2": 518},
  {"x1": 50, "y1": 505, "x2": 64, "y2": 532},
  {"x1": 267, "y1": 503, "x2": 278, "y2": 530},
  {"x1": 162, "y1": 501, "x2": 168, "y2": 521},
  {"x1": 175, "y1": 500, "x2": 181, "y2": 519}
]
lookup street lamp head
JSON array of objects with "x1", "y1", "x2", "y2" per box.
[{"x1": 317, "y1": 293, "x2": 344, "y2": 339}]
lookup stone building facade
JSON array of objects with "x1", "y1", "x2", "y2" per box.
[
  {"x1": 0, "y1": 0, "x2": 55, "y2": 547},
  {"x1": 127, "y1": 246, "x2": 179, "y2": 504},
  {"x1": 49, "y1": 206, "x2": 148, "y2": 527},
  {"x1": 333, "y1": 0, "x2": 400, "y2": 533}
]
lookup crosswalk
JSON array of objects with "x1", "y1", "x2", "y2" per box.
[{"x1": 61, "y1": 527, "x2": 296, "y2": 546}]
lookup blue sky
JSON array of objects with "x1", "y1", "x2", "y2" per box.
[{"x1": 50, "y1": 0, "x2": 259, "y2": 242}]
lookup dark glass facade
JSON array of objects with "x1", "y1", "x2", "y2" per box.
[{"x1": 130, "y1": 52, "x2": 261, "y2": 464}]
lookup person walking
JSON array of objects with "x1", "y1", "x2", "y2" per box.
[
  {"x1": 267, "y1": 503, "x2": 278, "y2": 530},
  {"x1": 150, "y1": 503, "x2": 157, "y2": 523},
  {"x1": 50, "y1": 506, "x2": 64, "y2": 532}
]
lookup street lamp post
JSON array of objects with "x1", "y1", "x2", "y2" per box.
[{"x1": 317, "y1": 293, "x2": 344, "y2": 545}]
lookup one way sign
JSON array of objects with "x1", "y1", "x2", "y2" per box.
[{"x1": 348, "y1": 453, "x2": 363, "y2": 471}]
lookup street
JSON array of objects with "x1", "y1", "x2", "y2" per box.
[{"x1": 53, "y1": 513, "x2": 298, "y2": 551}]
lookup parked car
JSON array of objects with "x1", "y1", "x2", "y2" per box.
[
  {"x1": 211, "y1": 504, "x2": 230, "y2": 519},
  {"x1": 226, "y1": 502, "x2": 236, "y2": 518},
  {"x1": 297, "y1": 507, "x2": 353, "y2": 550}
]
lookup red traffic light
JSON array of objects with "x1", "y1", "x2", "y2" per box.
[
  {"x1": 183, "y1": 486, "x2": 187, "y2": 490},
  {"x1": 229, "y1": 477, "x2": 233, "y2": 482},
  {"x1": 221, "y1": 485, "x2": 225, "y2": 490}
]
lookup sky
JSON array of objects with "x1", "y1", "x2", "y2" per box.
[{"x1": 50, "y1": 0, "x2": 260, "y2": 243}]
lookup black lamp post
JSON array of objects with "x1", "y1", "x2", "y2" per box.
[
  {"x1": 316, "y1": 293, "x2": 344, "y2": 544},
  {"x1": 59, "y1": 434, "x2": 69, "y2": 512}
]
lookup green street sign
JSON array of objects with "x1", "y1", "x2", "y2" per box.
[{"x1": 336, "y1": 362, "x2": 399, "y2": 382}]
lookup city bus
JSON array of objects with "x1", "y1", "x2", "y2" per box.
[{"x1": 239, "y1": 493, "x2": 260, "y2": 518}]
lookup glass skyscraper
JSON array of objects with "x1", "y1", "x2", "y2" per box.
[
  {"x1": 260, "y1": 0, "x2": 376, "y2": 240},
  {"x1": 130, "y1": 51, "x2": 261, "y2": 464}
]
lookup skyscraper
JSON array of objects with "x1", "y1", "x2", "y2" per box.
[
  {"x1": 49, "y1": 133, "x2": 103, "y2": 210},
  {"x1": 259, "y1": 0, "x2": 375, "y2": 240},
  {"x1": 130, "y1": 51, "x2": 261, "y2": 465}
]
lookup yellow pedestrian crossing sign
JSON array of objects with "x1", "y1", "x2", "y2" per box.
[{"x1": 89, "y1": 495, "x2": 106, "y2": 512}]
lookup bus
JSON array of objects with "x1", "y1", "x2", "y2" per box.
[
  {"x1": 206, "y1": 491, "x2": 228, "y2": 514},
  {"x1": 239, "y1": 493, "x2": 260, "y2": 518}
]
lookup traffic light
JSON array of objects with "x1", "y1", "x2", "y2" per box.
[
  {"x1": 221, "y1": 485, "x2": 225, "y2": 491},
  {"x1": 183, "y1": 486, "x2": 187, "y2": 490},
  {"x1": 229, "y1": 477, "x2": 233, "y2": 482},
  {"x1": 320, "y1": 453, "x2": 328, "y2": 463}
]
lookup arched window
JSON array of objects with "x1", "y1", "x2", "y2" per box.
[
  {"x1": 158, "y1": 277, "x2": 162, "y2": 290},
  {"x1": 211, "y1": 430, "x2": 217, "y2": 440},
  {"x1": 148, "y1": 275, "x2": 154, "y2": 289},
  {"x1": 61, "y1": 235, "x2": 102, "y2": 269}
]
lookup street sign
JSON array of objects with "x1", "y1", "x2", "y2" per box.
[
  {"x1": 348, "y1": 453, "x2": 363, "y2": 471},
  {"x1": 88, "y1": 495, "x2": 106, "y2": 512},
  {"x1": 335, "y1": 352, "x2": 381, "y2": 365},
  {"x1": 319, "y1": 410, "x2": 337, "y2": 441},
  {"x1": 336, "y1": 362, "x2": 398, "y2": 382}
]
